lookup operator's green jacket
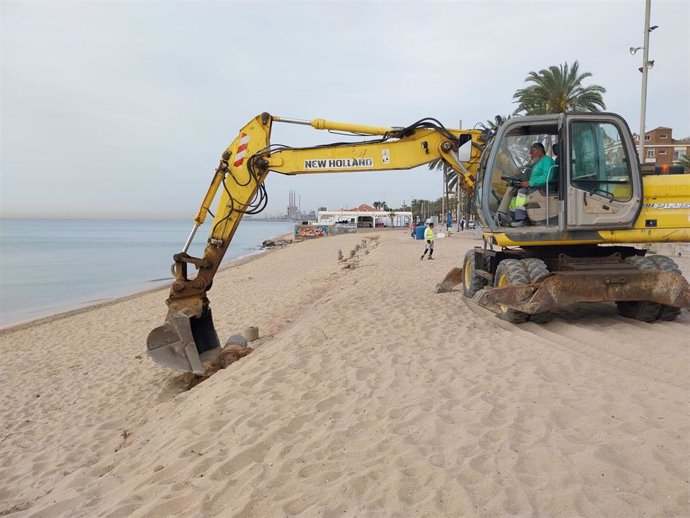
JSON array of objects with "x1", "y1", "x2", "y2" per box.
[{"x1": 528, "y1": 156, "x2": 556, "y2": 188}]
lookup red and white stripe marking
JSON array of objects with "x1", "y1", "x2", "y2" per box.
[{"x1": 232, "y1": 133, "x2": 250, "y2": 167}]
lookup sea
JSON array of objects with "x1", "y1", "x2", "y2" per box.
[{"x1": 0, "y1": 218, "x2": 295, "y2": 328}]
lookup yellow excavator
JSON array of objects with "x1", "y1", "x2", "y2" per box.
[{"x1": 147, "y1": 112, "x2": 690, "y2": 374}]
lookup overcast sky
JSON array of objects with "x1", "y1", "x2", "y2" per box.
[{"x1": 2, "y1": 0, "x2": 689, "y2": 219}]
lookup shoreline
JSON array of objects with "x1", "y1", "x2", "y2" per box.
[
  {"x1": 2, "y1": 231, "x2": 685, "y2": 334},
  {"x1": 0, "y1": 232, "x2": 294, "y2": 334}
]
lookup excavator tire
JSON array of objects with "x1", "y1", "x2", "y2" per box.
[
  {"x1": 521, "y1": 258, "x2": 552, "y2": 323},
  {"x1": 646, "y1": 255, "x2": 682, "y2": 321},
  {"x1": 462, "y1": 250, "x2": 487, "y2": 297},
  {"x1": 615, "y1": 256, "x2": 662, "y2": 322},
  {"x1": 494, "y1": 259, "x2": 530, "y2": 323},
  {"x1": 522, "y1": 258, "x2": 550, "y2": 283},
  {"x1": 646, "y1": 254, "x2": 681, "y2": 273}
]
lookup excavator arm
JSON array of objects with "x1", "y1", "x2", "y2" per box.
[{"x1": 147, "y1": 112, "x2": 485, "y2": 374}]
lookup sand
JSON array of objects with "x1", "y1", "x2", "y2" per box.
[{"x1": 1, "y1": 230, "x2": 688, "y2": 517}]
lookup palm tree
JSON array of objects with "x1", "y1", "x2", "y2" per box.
[
  {"x1": 513, "y1": 61, "x2": 606, "y2": 115},
  {"x1": 388, "y1": 210, "x2": 396, "y2": 227},
  {"x1": 427, "y1": 158, "x2": 455, "y2": 186},
  {"x1": 479, "y1": 114, "x2": 511, "y2": 134}
]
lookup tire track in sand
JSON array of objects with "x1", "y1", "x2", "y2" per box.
[{"x1": 464, "y1": 297, "x2": 689, "y2": 390}]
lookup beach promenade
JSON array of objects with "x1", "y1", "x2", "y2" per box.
[{"x1": 1, "y1": 230, "x2": 688, "y2": 517}]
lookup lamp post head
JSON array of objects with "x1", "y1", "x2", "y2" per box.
[
  {"x1": 630, "y1": 46, "x2": 643, "y2": 55},
  {"x1": 638, "y1": 60, "x2": 655, "y2": 73},
  {"x1": 649, "y1": 25, "x2": 659, "y2": 32}
]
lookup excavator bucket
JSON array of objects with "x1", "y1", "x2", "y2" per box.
[
  {"x1": 146, "y1": 307, "x2": 221, "y2": 375},
  {"x1": 474, "y1": 269, "x2": 690, "y2": 315},
  {"x1": 436, "y1": 266, "x2": 464, "y2": 293}
]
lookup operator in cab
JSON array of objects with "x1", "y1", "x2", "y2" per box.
[{"x1": 511, "y1": 142, "x2": 556, "y2": 227}]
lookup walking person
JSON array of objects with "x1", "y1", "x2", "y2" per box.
[{"x1": 420, "y1": 222, "x2": 435, "y2": 260}]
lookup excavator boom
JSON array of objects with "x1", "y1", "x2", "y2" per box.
[
  {"x1": 147, "y1": 113, "x2": 484, "y2": 374},
  {"x1": 148, "y1": 110, "x2": 690, "y2": 375}
]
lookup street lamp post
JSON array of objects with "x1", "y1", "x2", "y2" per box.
[
  {"x1": 456, "y1": 173, "x2": 461, "y2": 232},
  {"x1": 631, "y1": 0, "x2": 657, "y2": 162}
]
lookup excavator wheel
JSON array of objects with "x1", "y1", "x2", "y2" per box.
[
  {"x1": 462, "y1": 250, "x2": 487, "y2": 297},
  {"x1": 646, "y1": 255, "x2": 682, "y2": 321},
  {"x1": 494, "y1": 259, "x2": 530, "y2": 323},
  {"x1": 646, "y1": 254, "x2": 681, "y2": 273},
  {"x1": 615, "y1": 256, "x2": 662, "y2": 322},
  {"x1": 521, "y1": 258, "x2": 552, "y2": 323},
  {"x1": 522, "y1": 258, "x2": 550, "y2": 283}
]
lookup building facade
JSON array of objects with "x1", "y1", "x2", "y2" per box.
[
  {"x1": 317, "y1": 204, "x2": 412, "y2": 229},
  {"x1": 635, "y1": 127, "x2": 690, "y2": 168}
]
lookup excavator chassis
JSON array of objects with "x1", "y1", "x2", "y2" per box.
[{"x1": 474, "y1": 269, "x2": 690, "y2": 315}]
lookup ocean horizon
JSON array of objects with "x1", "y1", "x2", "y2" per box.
[{"x1": 0, "y1": 218, "x2": 295, "y2": 328}]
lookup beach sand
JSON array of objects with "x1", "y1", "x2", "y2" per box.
[{"x1": 1, "y1": 230, "x2": 688, "y2": 517}]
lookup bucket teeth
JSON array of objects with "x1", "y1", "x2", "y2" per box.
[{"x1": 147, "y1": 306, "x2": 221, "y2": 375}]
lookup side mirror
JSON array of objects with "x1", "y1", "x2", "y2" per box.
[{"x1": 458, "y1": 139, "x2": 472, "y2": 162}]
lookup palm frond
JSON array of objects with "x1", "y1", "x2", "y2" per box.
[{"x1": 513, "y1": 61, "x2": 606, "y2": 115}]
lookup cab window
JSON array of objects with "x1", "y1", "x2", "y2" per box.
[
  {"x1": 484, "y1": 125, "x2": 558, "y2": 225},
  {"x1": 570, "y1": 122, "x2": 633, "y2": 201}
]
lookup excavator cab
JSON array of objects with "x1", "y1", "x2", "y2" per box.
[{"x1": 475, "y1": 113, "x2": 643, "y2": 236}]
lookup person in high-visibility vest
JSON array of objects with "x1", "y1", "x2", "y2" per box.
[
  {"x1": 420, "y1": 222, "x2": 435, "y2": 260},
  {"x1": 512, "y1": 142, "x2": 555, "y2": 227}
]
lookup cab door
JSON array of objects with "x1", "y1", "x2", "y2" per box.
[{"x1": 564, "y1": 114, "x2": 642, "y2": 229}]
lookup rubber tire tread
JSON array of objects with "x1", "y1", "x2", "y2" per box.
[
  {"x1": 624, "y1": 255, "x2": 656, "y2": 270},
  {"x1": 463, "y1": 250, "x2": 488, "y2": 297},
  {"x1": 494, "y1": 259, "x2": 530, "y2": 323},
  {"x1": 646, "y1": 254, "x2": 681, "y2": 273},
  {"x1": 615, "y1": 256, "x2": 661, "y2": 322},
  {"x1": 522, "y1": 258, "x2": 550, "y2": 283},
  {"x1": 646, "y1": 255, "x2": 682, "y2": 321},
  {"x1": 521, "y1": 258, "x2": 552, "y2": 323}
]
